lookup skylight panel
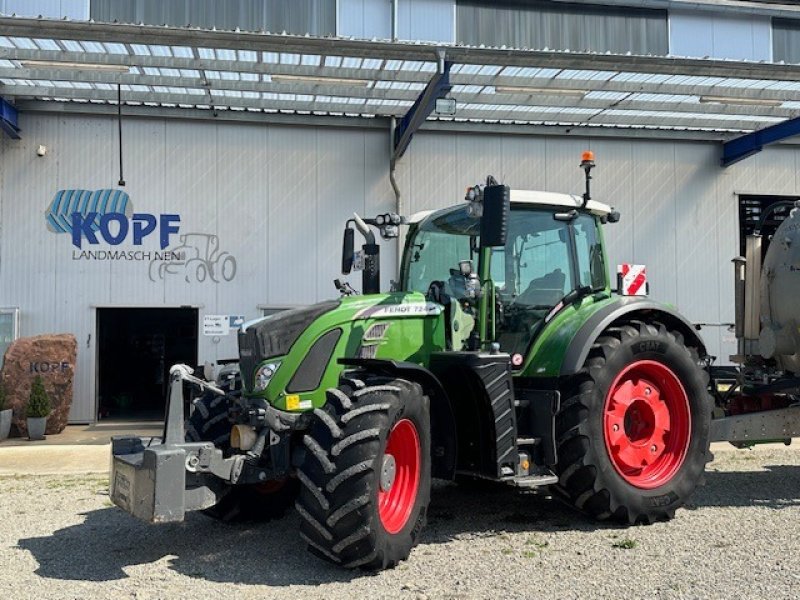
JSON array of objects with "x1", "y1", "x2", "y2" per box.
[
  {"x1": 131, "y1": 44, "x2": 151, "y2": 56},
  {"x1": 148, "y1": 45, "x2": 172, "y2": 57},
  {"x1": 103, "y1": 42, "x2": 128, "y2": 55},
  {"x1": 33, "y1": 38, "x2": 60, "y2": 51},
  {"x1": 171, "y1": 46, "x2": 193, "y2": 58},
  {"x1": 10, "y1": 37, "x2": 36, "y2": 50}
]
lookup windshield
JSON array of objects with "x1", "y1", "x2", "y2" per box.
[
  {"x1": 402, "y1": 206, "x2": 606, "y2": 357},
  {"x1": 404, "y1": 208, "x2": 479, "y2": 298}
]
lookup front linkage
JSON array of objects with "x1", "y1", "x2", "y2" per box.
[{"x1": 109, "y1": 364, "x2": 302, "y2": 522}]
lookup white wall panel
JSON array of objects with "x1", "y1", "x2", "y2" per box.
[
  {"x1": 673, "y1": 144, "x2": 720, "y2": 325},
  {"x1": 267, "y1": 127, "x2": 319, "y2": 306},
  {"x1": 213, "y1": 122, "x2": 270, "y2": 361},
  {"x1": 0, "y1": 0, "x2": 88, "y2": 18},
  {"x1": 406, "y1": 132, "x2": 458, "y2": 215},
  {"x1": 108, "y1": 119, "x2": 165, "y2": 306},
  {"x1": 398, "y1": 0, "x2": 454, "y2": 43},
  {"x1": 585, "y1": 139, "x2": 634, "y2": 282},
  {"x1": 631, "y1": 142, "x2": 678, "y2": 306},
  {"x1": 339, "y1": 0, "x2": 391, "y2": 39},
  {"x1": 670, "y1": 11, "x2": 771, "y2": 61}
]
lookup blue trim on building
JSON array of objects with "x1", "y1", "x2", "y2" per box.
[
  {"x1": 392, "y1": 61, "x2": 452, "y2": 163},
  {"x1": 0, "y1": 97, "x2": 20, "y2": 139},
  {"x1": 722, "y1": 117, "x2": 800, "y2": 167}
]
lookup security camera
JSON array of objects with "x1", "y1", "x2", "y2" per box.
[{"x1": 36, "y1": 145, "x2": 47, "y2": 157}]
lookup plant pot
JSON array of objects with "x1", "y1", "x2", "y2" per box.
[
  {"x1": 27, "y1": 416, "x2": 47, "y2": 441},
  {"x1": 0, "y1": 409, "x2": 11, "y2": 441}
]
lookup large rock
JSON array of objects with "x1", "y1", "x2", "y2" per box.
[{"x1": 0, "y1": 334, "x2": 77, "y2": 436}]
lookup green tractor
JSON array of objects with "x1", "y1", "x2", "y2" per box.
[{"x1": 111, "y1": 153, "x2": 712, "y2": 570}]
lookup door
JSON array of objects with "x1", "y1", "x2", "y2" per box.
[{"x1": 97, "y1": 307, "x2": 198, "y2": 420}]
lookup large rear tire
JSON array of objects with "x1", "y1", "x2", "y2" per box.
[
  {"x1": 553, "y1": 319, "x2": 712, "y2": 524},
  {"x1": 186, "y1": 391, "x2": 297, "y2": 522},
  {"x1": 296, "y1": 372, "x2": 431, "y2": 570}
]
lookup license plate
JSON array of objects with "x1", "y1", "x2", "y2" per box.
[{"x1": 111, "y1": 461, "x2": 134, "y2": 513}]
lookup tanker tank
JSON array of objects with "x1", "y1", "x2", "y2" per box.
[{"x1": 759, "y1": 202, "x2": 800, "y2": 373}]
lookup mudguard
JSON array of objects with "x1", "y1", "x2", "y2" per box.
[
  {"x1": 560, "y1": 297, "x2": 707, "y2": 377},
  {"x1": 339, "y1": 358, "x2": 457, "y2": 480}
]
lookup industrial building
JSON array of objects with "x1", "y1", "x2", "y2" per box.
[{"x1": 2, "y1": 0, "x2": 800, "y2": 423}]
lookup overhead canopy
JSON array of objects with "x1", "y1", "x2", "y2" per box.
[{"x1": 2, "y1": 16, "x2": 800, "y2": 135}]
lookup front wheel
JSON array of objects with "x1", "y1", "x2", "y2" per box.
[
  {"x1": 296, "y1": 372, "x2": 431, "y2": 570},
  {"x1": 553, "y1": 319, "x2": 712, "y2": 524}
]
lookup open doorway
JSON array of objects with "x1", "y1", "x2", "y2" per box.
[
  {"x1": 97, "y1": 307, "x2": 198, "y2": 421},
  {"x1": 739, "y1": 194, "x2": 800, "y2": 261}
]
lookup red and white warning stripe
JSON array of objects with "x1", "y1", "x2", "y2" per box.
[{"x1": 618, "y1": 264, "x2": 647, "y2": 296}]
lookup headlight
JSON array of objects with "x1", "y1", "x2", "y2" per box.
[{"x1": 253, "y1": 361, "x2": 280, "y2": 392}]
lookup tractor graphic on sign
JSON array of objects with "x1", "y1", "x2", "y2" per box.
[{"x1": 148, "y1": 233, "x2": 237, "y2": 283}]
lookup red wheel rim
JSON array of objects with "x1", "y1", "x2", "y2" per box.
[
  {"x1": 378, "y1": 419, "x2": 421, "y2": 534},
  {"x1": 603, "y1": 360, "x2": 691, "y2": 489}
]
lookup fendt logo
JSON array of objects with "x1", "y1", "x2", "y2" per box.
[{"x1": 45, "y1": 189, "x2": 180, "y2": 249}]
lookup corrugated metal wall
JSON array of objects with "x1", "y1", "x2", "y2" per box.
[
  {"x1": 0, "y1": 114, "x2": 396, "y2": 422},
  {"x1": 90, "y1": 0, "x2": 336, "y2": 35},
  {"x1": 457, "y1": 1, "x2": 668, "y2": 54},
  {"x1": 4, "y1": 112, "x2": 800, "y2": 423}
]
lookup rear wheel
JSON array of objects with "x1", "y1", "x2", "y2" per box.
[
  {"x1": 554, "y1": 319, "x2": 712, "y2": 524},
  {"x1": 186, "y1": 391, "x2": 297, "y2": 522},
  {"x1": 296, "y1": 372, "x2": 431, "y2": 569}
]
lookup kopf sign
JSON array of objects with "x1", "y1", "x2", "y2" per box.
[{"x1": 71, "y1": 212, "x2": 180, "y2": 249}]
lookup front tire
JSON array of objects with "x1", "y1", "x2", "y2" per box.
[
  {"x1": 296, "y1": 372, "x2": 431, "y2": 570},
  {"x1": 553, "y1": 319, "x2": 712, "y2": 524}
]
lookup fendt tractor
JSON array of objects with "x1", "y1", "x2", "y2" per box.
[{"x1": 110, "y1": 152, "x2": 799, "y2": 570}]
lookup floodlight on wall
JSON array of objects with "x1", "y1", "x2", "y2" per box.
[
  {"x1": 20, "y1": 60, "x2": 131, "y2": 73},
  {"x1": 270, "y1": 74, "x2": 370, "y2": 87},
  {"x1": 699, "y1": 96, "x2": 782, "y2": 107},
  {"x1": 434, "y1": 97, "x2": 457, "y2": 116},
  {"x1": 494, "y1": 85, "x2": 587, "y2": 98}
]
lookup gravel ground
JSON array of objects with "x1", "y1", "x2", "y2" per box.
[{"x1": 1, "y1": 446, "x2": 799, "y2": 600}]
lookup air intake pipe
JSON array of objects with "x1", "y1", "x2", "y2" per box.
[{"x1": 353, "y1": 213, "x2": 380, "y2": 295}]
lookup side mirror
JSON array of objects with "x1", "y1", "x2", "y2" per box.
[
  {"x1": 480, "y1": 184, "x2": 510, "y2": 247},
  {"x1": 342, "y1": 227, "x2": 355, "y2": 274}
]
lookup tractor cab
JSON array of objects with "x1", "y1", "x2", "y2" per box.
[{"x1": 400, "y1": 189, "x2": 614, "y2": 362}]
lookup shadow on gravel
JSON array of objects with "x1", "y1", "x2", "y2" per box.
[
  {"x1": 17, "y1": 465, "x2": 800, "y2": 586},
  {"x1": 690, "y1": 464, "x2": 800, "y2": 509}
]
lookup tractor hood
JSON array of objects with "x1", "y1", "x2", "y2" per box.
[
  {"x1": 239, "y1": 292, "x2": 447, "y2": 409},
  {"x1": 238, "y1": 301, "x2": 339, "y2": 391}
]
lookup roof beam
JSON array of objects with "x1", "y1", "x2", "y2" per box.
[
  {"x1": 0, "y1": 85, "x2": 779, "y2": 131},
  {"x1": 6, "y1": 17, "x2": 800, "y2": 81},
  {"x1": 721, "y1": 116, "x2": 800, "y2": 166},
  {"x1": 5, "y1": 48, "x2": 800, "y2": 104},
  {"x1": 0, "y1": 47, "x2": 435, "y2": 82},
  {"x1": 0, "y1": 96, "x2": 20, "y2": 139},
  {"x1": 0, "y1": 80, "x2": 791, "y2": 125},
  {"x1": 393, "y1": 59, "x2": 452, "y2": 163}
]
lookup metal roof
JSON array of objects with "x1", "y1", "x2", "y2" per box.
[{"x1": 2, "y1": 16, "x2": 800, "y2": 135}]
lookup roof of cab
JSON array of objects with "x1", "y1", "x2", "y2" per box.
[
  {"x1": 409, "y1": 189, "x2": 612, "y2": 223},
  {"x1": 510, "y1": 190, "x2": 612, "y2": 215}
]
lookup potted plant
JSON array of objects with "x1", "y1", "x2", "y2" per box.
[
  {"x1": 0, "y1": 381, "x2": 11, "y2": 441},
  {"x1": 26, "y1": 376, "x2": 51, "y2": 441}
]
